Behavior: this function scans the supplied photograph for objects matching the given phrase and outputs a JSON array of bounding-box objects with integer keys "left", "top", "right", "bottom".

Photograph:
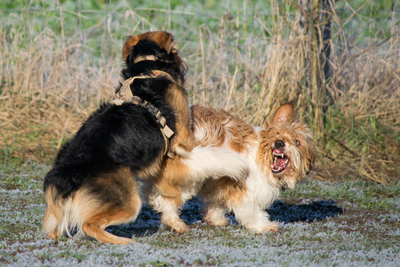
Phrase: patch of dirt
[
  {"left": 326, "top": 208, "right": 400, "bottom": 239},
  {"left": 0, "top": 183, "right": 19, "bottom": 190}
]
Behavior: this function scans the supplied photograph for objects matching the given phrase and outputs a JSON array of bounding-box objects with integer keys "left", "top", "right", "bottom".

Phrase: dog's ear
[
  {"left": 122, "top": 35, "right": 140, "bottom": 61},
  {"left": 122, "top": 32, "right": 173, "bottom": 61},
  {"left": 122, "top": 31, "right": 178, "bottom": 60},
  {"left": 167, "top": 37, "right": 188, "bottom": 75},
  {"left": 151, "top": 31, "right": 175, "bottom": 54},
  {"left": 271, "top": 103, "right": 294, "bottom": 124}
]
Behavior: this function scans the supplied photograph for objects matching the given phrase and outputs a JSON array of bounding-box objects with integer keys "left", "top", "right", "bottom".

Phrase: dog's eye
[{"left": 295, "top": 139, "right": 300, "bottom": 146}]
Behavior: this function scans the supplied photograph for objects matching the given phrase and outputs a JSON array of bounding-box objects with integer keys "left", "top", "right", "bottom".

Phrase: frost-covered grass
[
  {"left": 0, "top": 161, "right": 399, "bottom": 266},
  {"left": 2, "top": 0, "right": 400, "bottom": 183}
]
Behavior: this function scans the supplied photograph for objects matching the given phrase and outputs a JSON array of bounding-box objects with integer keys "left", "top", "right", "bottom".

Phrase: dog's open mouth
[{"left": 271, "top": 149, "right": 289, "bottom": 174}]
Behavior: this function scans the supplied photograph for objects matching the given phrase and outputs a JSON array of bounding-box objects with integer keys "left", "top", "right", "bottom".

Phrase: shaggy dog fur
[
  {"left": 195, "top": 103, "right": 315, "bottom": 232},
  {"left": 43, "top": 31, "right": 194, "bottom": 244},
  {"left": 149, "top": 103, "right": 315, "bottom": 233},
  {"left": 117, "top": 33, "right": 250, "bottom": 234},
  {"left": 43, "top": 31, "right": 249, "bottom": 244}
]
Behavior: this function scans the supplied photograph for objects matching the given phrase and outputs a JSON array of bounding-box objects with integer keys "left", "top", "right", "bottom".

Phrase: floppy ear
[
  {"left": 154, "top": 32, "right": 188, "bottom": 74},
  {"left": 150, "top": 31, "right": 175, "bottom": 54},
  {"left": 123, "top": 32, "right": 176, "bottom": 61},
  {"left": 122, "top": 35, "right": 140, "bottom": 61},
  {"left": 162, "top": 35, "right": 188, "bottom": 74},
  {"left": 271, "top": 103, "right": 294, "bottom": 124}
]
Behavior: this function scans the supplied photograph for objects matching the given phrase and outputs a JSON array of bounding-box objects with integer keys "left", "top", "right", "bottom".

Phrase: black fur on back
[{"left": 44, "top": 39, "right": 185, "bottom": 201}]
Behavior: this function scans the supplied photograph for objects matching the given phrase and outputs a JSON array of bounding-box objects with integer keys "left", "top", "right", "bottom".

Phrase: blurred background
[{"left": 1, "top": 0, "right": 399, "bottom": 183}]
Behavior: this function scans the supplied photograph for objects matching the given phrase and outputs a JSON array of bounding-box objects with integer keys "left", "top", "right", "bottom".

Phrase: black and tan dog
[
  {"left": 118, "top": 33, "right": 249, "bottom": 235},
  {"left": 119, "top": 35, "right": 249, "bottom": 233},
  {"left": 43, "top": 31, "right": 196, "bottom": 244}
]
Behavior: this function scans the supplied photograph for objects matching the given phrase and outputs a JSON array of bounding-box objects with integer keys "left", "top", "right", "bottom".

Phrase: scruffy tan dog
[
  {"left": 194, "top": 103, "right": 315, "bottom": 232},
  {"left": 149, "top": 103, "right": 315, "bottom": 233}
]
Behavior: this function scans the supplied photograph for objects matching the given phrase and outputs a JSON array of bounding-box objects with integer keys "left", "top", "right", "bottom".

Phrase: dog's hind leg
[
  {"left": 81, "top": 207, "right": 139, "bottom": 245},
  {"left": 74, "top": 167, "right": 142, "bottom": 244}
]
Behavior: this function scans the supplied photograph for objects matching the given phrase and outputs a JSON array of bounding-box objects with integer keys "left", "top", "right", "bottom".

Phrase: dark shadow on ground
[
  {"left": 106, "top": 198, "right": 343, "bottom": 238},
  {"left": 268, "top": 199, "right": 343, "bottom": 223},
  {"left": 106, "top": 205, "right": 162, "bottom": 238},
  {"left": 105, "top": 198, "right": 204, "bottom": 238}
]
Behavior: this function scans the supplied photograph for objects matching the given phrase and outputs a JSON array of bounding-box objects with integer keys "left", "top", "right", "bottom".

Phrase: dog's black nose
[{"left": 275, "top": 140, "right": 284, "bottom": 148}]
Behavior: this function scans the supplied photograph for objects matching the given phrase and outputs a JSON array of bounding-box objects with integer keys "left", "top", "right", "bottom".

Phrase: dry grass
[
  {"left": 1, "top": 27, "right": 120, "bottom": 162},
  {"left": 1, "top": 1, "right": 399, "bottom": 183}
]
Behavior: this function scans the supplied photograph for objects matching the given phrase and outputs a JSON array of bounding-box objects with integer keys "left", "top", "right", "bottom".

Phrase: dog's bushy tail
[
  {"left": 182, "top": 145, "right": 249, "bottom": 182},
  {"left": 42, "top": 166, "right": 84, "bottom": 239},
  {"left": 42, "top": 185, "right": 75, "bottom": 239}
]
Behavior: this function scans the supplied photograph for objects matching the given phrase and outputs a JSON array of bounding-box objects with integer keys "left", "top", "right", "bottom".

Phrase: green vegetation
[
  {"left": 0, "top": 161, "right": 399, "bottom": 265},
  {"left": 1, "top": 0, "right": 399, "bottom": 184},
  {"left": 1, "top": 11, "right": 400, "bottom": 264},
  {"left": 282, "top": 179, "right": 400, "bottom": 211}
]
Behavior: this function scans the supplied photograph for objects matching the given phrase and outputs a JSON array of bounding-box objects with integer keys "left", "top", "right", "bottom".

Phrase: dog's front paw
[
  {"left": 169, "top": 220, "right": 190, "bottom": 234},
  {"left": 247, "top": 221, "right": 280, "bottom": 233},
  {"left": 262, "top": 221, "right": 280, "bottom": 232},
  {"left": 256, "top": 222, "right": 280, "bottom": 233},
  {"left": 162, "top": 216, "right": 190, "bottom": 233}
]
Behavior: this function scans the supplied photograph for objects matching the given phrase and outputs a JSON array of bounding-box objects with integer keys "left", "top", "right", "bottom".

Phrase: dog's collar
[
  {"left": 112, "top": 75, "right": 175, "bottom": 157},
  {"left": 134, "top": 55, "right": 176, "bottom": 64}
]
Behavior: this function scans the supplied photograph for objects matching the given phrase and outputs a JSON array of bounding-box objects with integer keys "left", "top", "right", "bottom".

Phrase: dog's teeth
[{"left": 285, "top": 159, "right": 288, "bottom": 164}]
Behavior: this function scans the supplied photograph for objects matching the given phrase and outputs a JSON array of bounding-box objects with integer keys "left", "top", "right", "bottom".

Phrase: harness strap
[
  {"left": 111, "top": 72, "right": 175, "bottom": 157},
  {"left": 129, "top": 96, "right": 174, "bottom": 139}
]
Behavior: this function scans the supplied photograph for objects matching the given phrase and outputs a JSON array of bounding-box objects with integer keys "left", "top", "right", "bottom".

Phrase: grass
[
  {"left": 1, "top": 0, "right": 399, "bottom": 183},
  {"left": 0, "top": 161, "right": 399, "bottom": 266},
  {"left": 282, "top": 179, "right": 400, "bottom": 211},
  {"left": 0, "top": 1, "right": 399, "bottom": 264}
]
